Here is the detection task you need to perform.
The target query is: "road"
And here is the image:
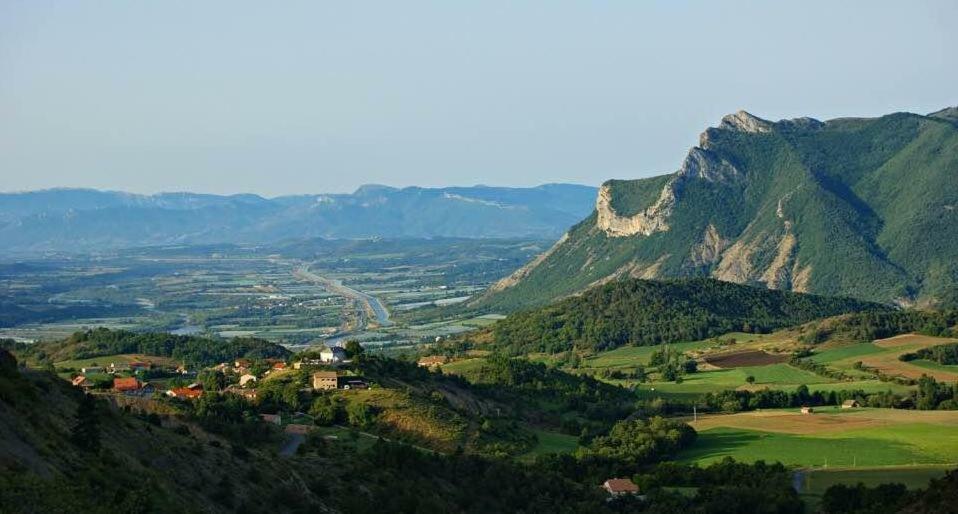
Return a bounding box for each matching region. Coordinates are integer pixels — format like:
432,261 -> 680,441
293,265 -> 393,328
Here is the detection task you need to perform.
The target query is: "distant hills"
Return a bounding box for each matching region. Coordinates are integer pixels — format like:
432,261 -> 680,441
0,183 -> 596,252
478,107 -> 958,310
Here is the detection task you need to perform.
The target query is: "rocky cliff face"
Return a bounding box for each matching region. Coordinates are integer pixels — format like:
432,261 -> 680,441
479,107 -> 958,311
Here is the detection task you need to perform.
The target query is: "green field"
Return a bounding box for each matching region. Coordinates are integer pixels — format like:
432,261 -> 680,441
519,429 -> 579,460
681,409 -> 958,468
800,466 -> 949,494
797,466 -> 952,512
439,358 -> 488,375
583,340 -> 715,368
630,364 -> 912,400
808,343 -> 884,363
910,359 -> 958,375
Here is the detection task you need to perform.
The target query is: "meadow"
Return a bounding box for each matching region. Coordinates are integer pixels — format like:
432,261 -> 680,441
810,334 -> 958,382
681,408 -> 958,468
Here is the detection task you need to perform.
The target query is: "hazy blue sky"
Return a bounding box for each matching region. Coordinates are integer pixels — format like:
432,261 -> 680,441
1,1 -> 955,196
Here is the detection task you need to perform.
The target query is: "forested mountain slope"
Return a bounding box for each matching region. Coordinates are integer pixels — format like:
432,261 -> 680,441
478,107 -> 958,310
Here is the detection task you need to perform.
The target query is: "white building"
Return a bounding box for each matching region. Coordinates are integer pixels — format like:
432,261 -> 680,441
319,346 -> 348,363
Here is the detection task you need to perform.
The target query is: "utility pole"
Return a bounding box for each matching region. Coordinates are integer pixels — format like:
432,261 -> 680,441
693,405 -> 697,423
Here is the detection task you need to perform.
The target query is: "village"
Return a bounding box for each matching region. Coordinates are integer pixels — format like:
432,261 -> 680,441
66,343 -> 377,442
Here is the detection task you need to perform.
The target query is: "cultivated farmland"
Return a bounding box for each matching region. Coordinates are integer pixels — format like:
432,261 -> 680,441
682,408 -> 958,468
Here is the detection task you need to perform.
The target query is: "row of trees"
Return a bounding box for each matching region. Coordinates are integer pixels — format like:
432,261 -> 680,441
902,342 -> 958,365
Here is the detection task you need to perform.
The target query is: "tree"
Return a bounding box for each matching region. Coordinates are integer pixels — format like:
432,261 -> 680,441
310,395 -> 341,425
661,364 -> 678,382
682,359 -> 698,374
634,365 -> 647,383
199,370 -> 227,392
916,375 -> 940,410
345,340 -> 365,359
346,402 -> 374,428
746,375 -> 756,385
71,393 -> 101,452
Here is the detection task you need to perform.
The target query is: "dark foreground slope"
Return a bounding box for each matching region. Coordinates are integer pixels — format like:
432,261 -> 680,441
0,350 -> 613,514
491,278 -> 884,354
479,107 -> 958,311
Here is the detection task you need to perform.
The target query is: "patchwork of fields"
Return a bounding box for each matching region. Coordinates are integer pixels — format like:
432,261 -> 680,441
0,240 -> 543,352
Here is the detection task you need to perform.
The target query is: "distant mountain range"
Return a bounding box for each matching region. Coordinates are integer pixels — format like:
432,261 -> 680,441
478,106 -> 958,309
0,184 -> 596,252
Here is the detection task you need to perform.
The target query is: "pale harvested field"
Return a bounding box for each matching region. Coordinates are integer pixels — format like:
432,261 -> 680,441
690,408 -> 958,435
861,334 -> 958,381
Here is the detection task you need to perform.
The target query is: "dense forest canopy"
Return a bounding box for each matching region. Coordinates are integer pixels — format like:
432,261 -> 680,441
493,278 -> 883,354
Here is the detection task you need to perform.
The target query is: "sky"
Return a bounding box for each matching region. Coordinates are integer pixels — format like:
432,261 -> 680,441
1,1 -> 956,197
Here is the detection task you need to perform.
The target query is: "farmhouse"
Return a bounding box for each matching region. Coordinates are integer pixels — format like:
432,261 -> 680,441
602,478 -> 640,497
417,355 -> 448,368
342,379 -> 368,390
320,346 -> 347,363
114,377 -> 154,397
271,362 -> 287,371
800,406 -> 814,415
312,371 -> 339,390
239,374 -> 258,387
842,400 -> 861,409
113,377 -> 141,392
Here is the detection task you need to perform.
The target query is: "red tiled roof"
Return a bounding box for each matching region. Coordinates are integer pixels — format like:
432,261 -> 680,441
272,362 -> 287,370
72,375 -> 90,387
113,377 -> 141,391
604,478 -> 639,493
169,387 -> 203,399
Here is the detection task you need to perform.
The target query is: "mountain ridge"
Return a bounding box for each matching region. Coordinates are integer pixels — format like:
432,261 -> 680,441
0,183 -> 596,253
477,106 -> 958,310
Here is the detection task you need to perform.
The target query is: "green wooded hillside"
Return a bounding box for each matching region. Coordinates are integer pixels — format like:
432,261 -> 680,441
492,278 -> 883,354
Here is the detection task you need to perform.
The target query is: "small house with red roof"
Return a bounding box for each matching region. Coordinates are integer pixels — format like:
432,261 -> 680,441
602,478 -> 640,497
113,377 -> 141,392
167,387 -> 203,400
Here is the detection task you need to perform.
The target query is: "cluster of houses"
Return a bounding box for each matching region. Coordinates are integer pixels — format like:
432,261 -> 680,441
71,343 -> 369,401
